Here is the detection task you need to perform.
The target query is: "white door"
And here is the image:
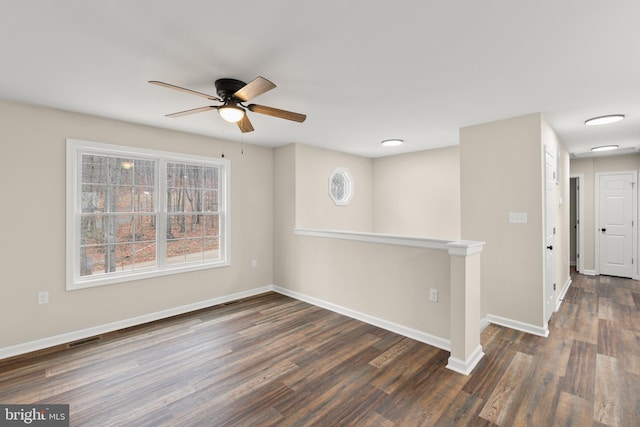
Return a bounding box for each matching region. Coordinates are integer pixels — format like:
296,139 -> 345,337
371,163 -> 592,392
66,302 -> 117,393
544,146 -> 555,322
598,173 -> 635,278
575,179 -> 581,273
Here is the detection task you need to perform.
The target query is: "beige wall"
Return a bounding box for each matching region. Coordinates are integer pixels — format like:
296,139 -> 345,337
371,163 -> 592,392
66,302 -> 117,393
295,144 -> 373,232
570,153 -> 640,272
273,144 -> 297,288
273,145 -> 451,340
1,97 -> 576,353
287,235 -> 451,339
461,113 -> 570,328
372,146 -> 461,239
0,99 -> 274,348
292,142 -> 461,239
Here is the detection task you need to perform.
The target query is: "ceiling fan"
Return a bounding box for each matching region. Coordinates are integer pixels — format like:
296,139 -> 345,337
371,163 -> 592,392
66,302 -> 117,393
149,76 -> 306,133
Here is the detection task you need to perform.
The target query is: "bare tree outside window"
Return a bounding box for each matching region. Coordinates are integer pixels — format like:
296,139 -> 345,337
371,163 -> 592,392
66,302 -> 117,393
68,139 -> 229,290
166,162 -> 220,264
80,155 -> 157,276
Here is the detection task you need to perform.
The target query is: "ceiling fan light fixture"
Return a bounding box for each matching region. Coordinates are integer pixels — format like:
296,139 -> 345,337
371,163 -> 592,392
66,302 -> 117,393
218,105 -> 245,123
585,114 -> 625,126
381,139 -> 403,147
591,145 -> 619,152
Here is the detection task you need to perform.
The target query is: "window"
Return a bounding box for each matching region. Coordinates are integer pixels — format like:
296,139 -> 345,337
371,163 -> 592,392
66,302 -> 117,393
66,139 -> 230,290
328,167 -> 353,206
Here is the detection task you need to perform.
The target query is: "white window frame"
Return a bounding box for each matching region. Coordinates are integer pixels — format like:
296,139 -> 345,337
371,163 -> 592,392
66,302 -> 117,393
66,138 -> 231,290
328,167 -> 353,206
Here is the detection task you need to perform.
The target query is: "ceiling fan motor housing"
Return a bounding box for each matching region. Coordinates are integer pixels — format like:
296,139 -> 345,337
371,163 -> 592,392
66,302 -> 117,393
215,78 -> 247,100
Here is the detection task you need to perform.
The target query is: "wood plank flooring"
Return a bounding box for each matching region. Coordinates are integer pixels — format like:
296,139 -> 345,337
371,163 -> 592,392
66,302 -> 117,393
1,271 -> 639,426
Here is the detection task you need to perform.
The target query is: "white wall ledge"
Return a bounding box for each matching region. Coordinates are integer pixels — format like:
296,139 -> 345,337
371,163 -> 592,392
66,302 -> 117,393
294,228 -> 484,254
447,240 -> 486,256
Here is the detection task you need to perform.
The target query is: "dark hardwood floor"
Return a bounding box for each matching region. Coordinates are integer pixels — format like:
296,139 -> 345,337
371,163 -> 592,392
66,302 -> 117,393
1,271 -> 639,426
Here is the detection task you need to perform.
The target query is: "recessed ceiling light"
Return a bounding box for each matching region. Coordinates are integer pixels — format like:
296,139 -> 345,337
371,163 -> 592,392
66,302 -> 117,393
381,139 -> 403,147
585,114 -> 625,126
591,145 -> 619,152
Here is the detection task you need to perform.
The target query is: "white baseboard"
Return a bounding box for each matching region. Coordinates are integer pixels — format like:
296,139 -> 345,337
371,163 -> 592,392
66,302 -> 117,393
447,345 -> 484,376
479,316 -> 490,333
582,269 -> 597,276
3,282 -> 554,372
484,314 -> 549,337
0,286 -> 273,361
273,286 -> 451,352
2,284 -> 453,361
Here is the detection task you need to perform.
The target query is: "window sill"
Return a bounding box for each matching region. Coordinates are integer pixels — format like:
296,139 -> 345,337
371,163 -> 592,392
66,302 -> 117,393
67,260 -> 230,291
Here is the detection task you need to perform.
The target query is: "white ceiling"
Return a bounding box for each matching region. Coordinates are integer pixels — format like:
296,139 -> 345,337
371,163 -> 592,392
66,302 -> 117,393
1,1 -> 639,158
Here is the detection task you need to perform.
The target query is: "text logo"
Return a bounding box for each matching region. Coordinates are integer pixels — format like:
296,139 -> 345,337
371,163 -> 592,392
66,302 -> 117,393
0,405 -> 69,426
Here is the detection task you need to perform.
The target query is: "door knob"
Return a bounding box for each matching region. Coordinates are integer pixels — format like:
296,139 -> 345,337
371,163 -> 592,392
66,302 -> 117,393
547,245 -> 553,250
601,228 -> 606,232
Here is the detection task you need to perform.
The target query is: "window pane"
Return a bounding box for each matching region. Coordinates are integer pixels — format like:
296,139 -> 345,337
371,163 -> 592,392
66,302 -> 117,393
82,154 -> 108,184
185,190 -> 203,213
167,214 -> 186,239
81,185 -> 103,213
83,215 -> 132,245
80,245 -> 105,276
115,215 -> 135,243
115,244 -> 135,273
185,215 -> 204,237
88,183 -> 132,213
166,188 -> 187,213
166,239 -> 187,265
204,214 -> 219,237
109,157 -> 134,185
184,164 -> 202,188
185,241 -> 204,263
204,238 -> 220,260
203,166 -> 219,189
134,160 -> 155,187
112,186 -> 134,212
203,190 -> 218,212
81,215 -> 106,246
80,243 -> 130,276
166,163 -> 185,188
134,215 -> 157,242
133,187 -> 155,212
133,242 -> 156,268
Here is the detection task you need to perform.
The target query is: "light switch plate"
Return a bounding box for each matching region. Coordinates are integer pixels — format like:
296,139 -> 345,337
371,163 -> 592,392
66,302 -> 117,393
509,212 -> 528,224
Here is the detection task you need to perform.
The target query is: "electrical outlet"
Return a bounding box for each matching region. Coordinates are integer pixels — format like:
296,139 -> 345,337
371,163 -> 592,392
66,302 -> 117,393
38,291 -> 49,304
251,259 -> 258,268
429,288 -> 438,303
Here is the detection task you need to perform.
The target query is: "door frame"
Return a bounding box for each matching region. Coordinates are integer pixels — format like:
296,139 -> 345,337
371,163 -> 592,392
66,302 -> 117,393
570,174 -> 585,274
595,170 -> 638,279
544,145 -> 556,323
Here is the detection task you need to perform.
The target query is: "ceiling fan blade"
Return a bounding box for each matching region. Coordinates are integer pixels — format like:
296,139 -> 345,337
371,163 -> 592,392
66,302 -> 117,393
237,114 -> 255,133
165,106 -> 216,117
233,76 -> 276,102
149,81 -> 221,102
248,104 -> 307,123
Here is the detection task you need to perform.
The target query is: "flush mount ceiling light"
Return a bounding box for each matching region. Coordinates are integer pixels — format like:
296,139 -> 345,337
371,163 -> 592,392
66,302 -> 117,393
381,139 -> 403,147
585,114 -> 625,126
218,103 -> 245,123
591,145 -> 619,152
